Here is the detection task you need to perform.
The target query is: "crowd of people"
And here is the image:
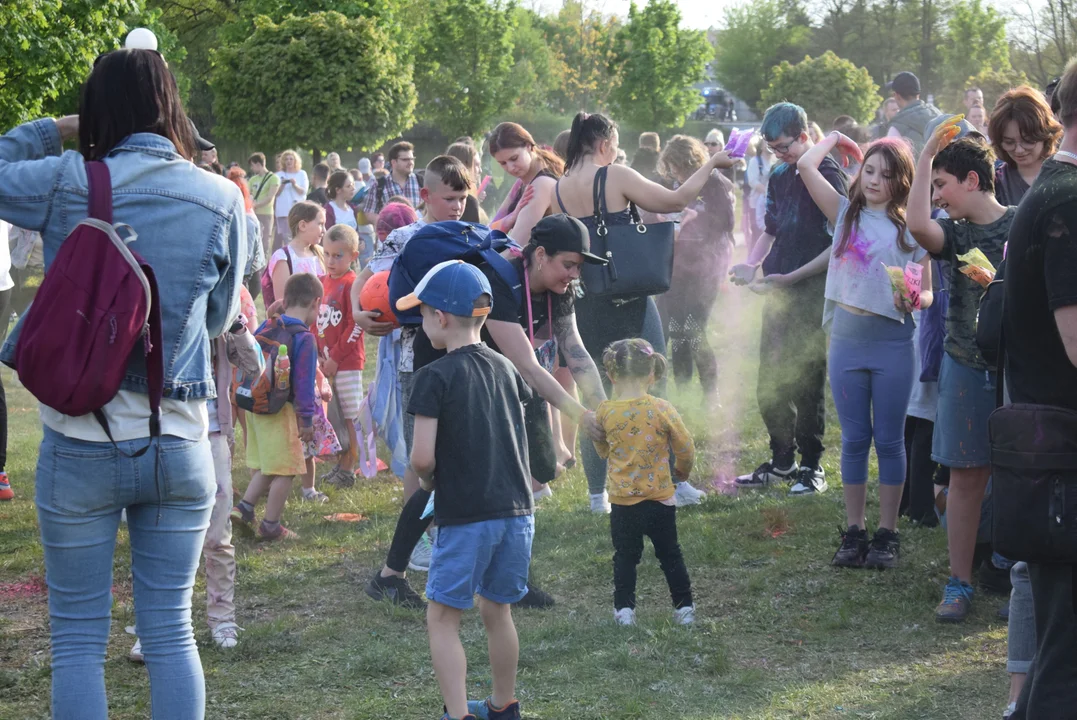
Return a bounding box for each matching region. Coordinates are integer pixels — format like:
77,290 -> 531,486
0,30 -> 1075,720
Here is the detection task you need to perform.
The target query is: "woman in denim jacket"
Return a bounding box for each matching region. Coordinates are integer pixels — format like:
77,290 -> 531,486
0,50 -> 245,720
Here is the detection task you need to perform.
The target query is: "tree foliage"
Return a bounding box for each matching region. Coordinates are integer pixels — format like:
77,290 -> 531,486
761,51 -> 881,126
609,0 -> 710,129
209,11 -> 415,153
412,0 -> 518,138
713,0 -> 812,112
938,0 -> 1010,100
0,0 -> 140,129
1008,0 -> 1074,88
546,1 -> 621,113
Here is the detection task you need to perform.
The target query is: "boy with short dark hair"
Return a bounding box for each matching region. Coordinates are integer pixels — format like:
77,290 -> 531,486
731,102 -> 849,496
908,129 -> 1015,623
308,162 -> 330,205
231,272 -> 323,541
397,260 -> 533,720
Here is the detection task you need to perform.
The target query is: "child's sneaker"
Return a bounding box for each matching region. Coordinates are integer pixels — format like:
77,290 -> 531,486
257,521 -> 299,541
590,491 -> 611,514
467,698 -> 521,720
864,528 -> 900,570
211,621 -> 242,649
0,472 -> 13,501
408,532 -> 433,572
674,605 -> 695,625
614,608 -> 636,625
935,576 -> 975,623
301,487 -> 329,503
514,583 -> 555,609
230,503 -> 255,526
832,525 -> 869,568
128,637 -> 144,663
674,481 -> 706,506
365,573 -> 426,610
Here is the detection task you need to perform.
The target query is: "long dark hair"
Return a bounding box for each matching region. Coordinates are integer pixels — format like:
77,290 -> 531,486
564,112 -> 617,170
836,138 -> 915,257
488,122 -> 564,178
79,49 -> 195,161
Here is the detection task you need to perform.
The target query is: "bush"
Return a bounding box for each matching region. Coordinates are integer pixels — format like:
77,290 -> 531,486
760,51 -> 880,128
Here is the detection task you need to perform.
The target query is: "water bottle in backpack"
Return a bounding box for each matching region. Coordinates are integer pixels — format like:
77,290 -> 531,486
276,346 -> 290,391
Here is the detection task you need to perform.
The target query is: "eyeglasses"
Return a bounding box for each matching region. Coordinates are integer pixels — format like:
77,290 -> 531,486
395,156 -> 415,163
1001,138 -> 1039,152
704,141 -> 720,147
767,139 -> 795,154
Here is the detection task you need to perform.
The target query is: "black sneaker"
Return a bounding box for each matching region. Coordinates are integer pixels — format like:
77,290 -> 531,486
365,573 -> 426,610
789,466 -> 828,496
864,528 -> 900,570
514,582 -> 555,609
734,460 -> 798,488
832,525 -> 869,568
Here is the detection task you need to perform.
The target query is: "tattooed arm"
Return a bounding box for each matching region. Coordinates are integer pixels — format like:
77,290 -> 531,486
554,311 -> 607,410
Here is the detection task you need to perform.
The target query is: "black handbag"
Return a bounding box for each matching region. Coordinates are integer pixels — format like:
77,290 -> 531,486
975,258 -> 1005,369
579,166 -> 675,299
990,304 -> 1077,564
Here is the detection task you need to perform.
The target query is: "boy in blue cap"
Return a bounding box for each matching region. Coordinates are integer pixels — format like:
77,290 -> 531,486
396,260 -> 533,720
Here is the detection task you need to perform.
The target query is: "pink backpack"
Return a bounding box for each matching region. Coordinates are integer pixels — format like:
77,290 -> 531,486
260,245 -> 292,313
15,161 -> 163,447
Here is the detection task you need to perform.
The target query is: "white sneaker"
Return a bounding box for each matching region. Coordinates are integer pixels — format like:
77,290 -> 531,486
128,638 -> 144,663
674,605 -> 696,625
301,488 -> 329,503
789,466 -> 828,496
674,482 -> 706,506
614,608 -> 636,625
590,491 -> 612,514
212,621 -> 242,649
533,484 -> 553,502
408,532 -> 433,572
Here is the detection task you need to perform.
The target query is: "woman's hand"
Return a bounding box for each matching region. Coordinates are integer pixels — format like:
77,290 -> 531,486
501,184 -> 536,231
710,150 -> 735,170
749,273 -> 792,295
580,410 -> 605,443
729,263 -> 759,286
355,311 -> 394,337
893,290 -> 919,314
55,116 -> 79,142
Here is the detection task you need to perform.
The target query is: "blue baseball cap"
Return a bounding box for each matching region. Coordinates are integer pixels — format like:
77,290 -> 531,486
396,260 -> 492,318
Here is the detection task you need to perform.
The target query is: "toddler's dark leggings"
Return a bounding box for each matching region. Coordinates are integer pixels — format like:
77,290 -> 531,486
610,500 -> 692,610
385,489 -> 433,573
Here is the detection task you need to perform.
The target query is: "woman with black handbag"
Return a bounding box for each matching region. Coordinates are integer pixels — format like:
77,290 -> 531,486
546,112 -> 734,513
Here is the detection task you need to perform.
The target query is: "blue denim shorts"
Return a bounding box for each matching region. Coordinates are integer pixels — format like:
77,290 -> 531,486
426,515 -> 534,610
932,352 -> 996,468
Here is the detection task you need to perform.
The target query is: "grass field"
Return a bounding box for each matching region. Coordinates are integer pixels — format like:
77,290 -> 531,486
0,283 -> 1010,719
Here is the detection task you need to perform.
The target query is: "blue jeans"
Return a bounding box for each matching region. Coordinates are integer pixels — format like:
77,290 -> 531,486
828,308 -> 916,487
581,297 -> 666,495
35,426 -> 215,720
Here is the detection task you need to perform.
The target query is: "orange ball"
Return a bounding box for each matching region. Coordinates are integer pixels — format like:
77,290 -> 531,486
359,270 -> 399,328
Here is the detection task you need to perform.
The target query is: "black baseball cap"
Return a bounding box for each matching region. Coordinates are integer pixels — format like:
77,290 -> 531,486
189,119 -> 215,152
531,214 -> 607,265
886,72 -> 921,98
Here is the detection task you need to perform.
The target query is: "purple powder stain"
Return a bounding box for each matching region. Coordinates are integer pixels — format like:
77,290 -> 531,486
843,229 -> 872,267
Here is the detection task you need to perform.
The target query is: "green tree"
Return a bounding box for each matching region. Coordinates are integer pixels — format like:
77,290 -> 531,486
508,7 -> 561,114
412,0 -> 518,137
209,11 -> 416,155
761,50 -> 880,126
608,0 -> 711,130
938,0 -> 1009,100
0,0 -> 141,129
713,0 -> 812,112
546,1 -> 621,112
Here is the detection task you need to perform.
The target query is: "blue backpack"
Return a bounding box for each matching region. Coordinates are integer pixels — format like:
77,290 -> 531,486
388,222 -> 522,325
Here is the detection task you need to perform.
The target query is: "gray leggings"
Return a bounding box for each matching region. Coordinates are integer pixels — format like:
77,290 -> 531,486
580,297 -> 666,495
1008,561 -> 1035,673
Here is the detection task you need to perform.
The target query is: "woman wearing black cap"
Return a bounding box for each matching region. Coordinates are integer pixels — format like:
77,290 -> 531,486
365,214 -> 610,610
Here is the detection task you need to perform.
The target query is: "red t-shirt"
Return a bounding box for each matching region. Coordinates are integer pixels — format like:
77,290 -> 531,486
316,271 -> 365,371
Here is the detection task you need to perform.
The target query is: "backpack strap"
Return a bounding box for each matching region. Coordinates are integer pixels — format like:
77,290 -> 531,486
86,161 -> 113,223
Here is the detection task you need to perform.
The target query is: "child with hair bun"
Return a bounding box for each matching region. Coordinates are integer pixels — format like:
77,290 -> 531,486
593,338 -> 696,627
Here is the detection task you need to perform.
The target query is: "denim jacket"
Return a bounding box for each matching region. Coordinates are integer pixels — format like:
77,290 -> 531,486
0,119 -> 245,400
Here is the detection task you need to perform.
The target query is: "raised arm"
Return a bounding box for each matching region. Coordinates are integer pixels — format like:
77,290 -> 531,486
797,132 -> 858,226
908,134 -> 947,255
0,118 -> 73,232
508,176 -> 555,243
615,151 -> 735,214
